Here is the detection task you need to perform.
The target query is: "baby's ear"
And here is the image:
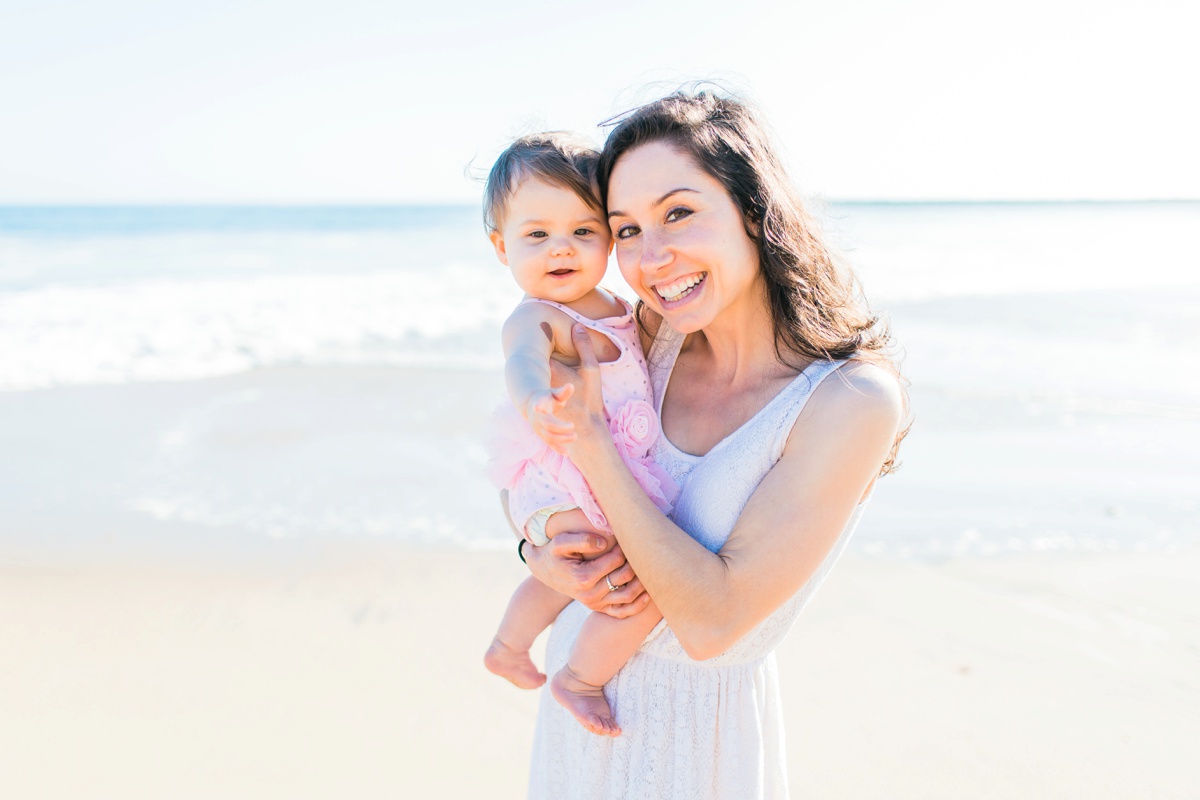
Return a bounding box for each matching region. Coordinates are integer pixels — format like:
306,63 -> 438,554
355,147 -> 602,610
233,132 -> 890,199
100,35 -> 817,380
489,230 -> 509,265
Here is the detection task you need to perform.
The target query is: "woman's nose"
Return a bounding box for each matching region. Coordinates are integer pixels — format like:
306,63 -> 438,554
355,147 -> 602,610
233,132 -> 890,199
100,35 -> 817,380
639,229 -> 672,273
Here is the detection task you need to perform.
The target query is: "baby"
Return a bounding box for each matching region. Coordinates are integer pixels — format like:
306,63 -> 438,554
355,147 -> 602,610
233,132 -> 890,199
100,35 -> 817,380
481,132 -> 677,736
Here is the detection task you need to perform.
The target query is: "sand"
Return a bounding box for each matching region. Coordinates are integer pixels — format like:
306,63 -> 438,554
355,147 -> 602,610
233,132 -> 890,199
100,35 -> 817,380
1,361 -> 1196,797
2,543 -> 1196,799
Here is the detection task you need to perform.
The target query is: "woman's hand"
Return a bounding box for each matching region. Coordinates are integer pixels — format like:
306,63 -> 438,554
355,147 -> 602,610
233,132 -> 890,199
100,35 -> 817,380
549,325 -> 610,459
524,532 -> 649,618
531,325 -> 651,617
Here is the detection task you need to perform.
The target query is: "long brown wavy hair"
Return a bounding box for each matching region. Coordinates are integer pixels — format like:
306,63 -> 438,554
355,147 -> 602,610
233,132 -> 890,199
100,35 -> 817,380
597,89 -> 910,474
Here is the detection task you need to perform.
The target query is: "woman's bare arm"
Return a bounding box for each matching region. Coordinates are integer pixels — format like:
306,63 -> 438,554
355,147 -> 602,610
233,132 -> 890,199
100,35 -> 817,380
560,326 -> 903,660
500,489 -> 649,617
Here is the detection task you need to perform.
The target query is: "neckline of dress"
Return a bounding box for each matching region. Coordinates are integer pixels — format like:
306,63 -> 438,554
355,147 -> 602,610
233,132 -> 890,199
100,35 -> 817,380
656,329 -> 832,462
517,293 -> 633,325
517,294 -> 635,367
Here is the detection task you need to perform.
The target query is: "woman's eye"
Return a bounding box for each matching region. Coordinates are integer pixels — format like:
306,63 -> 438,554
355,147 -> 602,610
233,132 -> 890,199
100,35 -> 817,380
666,206 -> 692,223
615,224 -> 640,240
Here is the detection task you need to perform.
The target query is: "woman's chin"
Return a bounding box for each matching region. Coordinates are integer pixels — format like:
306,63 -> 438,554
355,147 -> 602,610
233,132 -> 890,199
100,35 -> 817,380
651,290 -> 713,332
658,299 -> 713,333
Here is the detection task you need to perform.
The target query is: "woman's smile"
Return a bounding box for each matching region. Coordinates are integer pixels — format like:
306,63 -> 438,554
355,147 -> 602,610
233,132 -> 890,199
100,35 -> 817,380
653,272 -> 707,305
607,142 -> 761,332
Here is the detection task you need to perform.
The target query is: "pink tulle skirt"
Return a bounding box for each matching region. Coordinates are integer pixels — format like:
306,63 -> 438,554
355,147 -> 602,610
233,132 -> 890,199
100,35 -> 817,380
485,401 -> 678,536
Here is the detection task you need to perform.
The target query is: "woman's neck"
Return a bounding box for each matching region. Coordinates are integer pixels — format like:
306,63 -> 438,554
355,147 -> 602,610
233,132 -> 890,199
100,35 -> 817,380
686,279 -> 793,387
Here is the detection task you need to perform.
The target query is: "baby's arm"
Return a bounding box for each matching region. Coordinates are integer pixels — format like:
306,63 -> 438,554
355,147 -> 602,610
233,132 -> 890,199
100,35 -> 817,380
502,303 -> 577,450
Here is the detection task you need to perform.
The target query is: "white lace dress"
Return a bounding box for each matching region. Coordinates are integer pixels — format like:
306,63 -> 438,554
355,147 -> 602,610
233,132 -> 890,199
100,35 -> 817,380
527,323 -> 868,800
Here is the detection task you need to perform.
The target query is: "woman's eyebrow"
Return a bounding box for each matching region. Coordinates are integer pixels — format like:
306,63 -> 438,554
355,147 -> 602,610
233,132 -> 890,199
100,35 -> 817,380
608,188 -> 699,218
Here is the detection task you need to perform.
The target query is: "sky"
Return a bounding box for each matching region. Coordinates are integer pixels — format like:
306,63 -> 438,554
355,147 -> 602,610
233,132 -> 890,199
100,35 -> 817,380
0,0 -> 1197,203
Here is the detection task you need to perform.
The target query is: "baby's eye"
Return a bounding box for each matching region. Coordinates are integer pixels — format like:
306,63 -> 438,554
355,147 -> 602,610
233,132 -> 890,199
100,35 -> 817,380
528,230 -> 548,239
665,206 -> 692,223
574,227 -> 593,237
614,224 -> 640,240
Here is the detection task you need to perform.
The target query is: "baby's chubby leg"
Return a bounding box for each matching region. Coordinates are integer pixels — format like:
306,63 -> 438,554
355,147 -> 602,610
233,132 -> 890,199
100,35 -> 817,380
532,509 -> 660,737
486,576 -> 571,689
485,507 -> 599,690
551,599 -> 662,737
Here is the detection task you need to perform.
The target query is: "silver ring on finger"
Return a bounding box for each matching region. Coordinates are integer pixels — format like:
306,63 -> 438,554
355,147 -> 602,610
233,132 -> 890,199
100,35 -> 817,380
605,574 -> 619,592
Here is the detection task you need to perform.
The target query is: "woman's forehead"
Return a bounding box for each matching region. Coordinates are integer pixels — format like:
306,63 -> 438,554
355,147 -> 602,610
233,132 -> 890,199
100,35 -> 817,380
608,142 -> 713,207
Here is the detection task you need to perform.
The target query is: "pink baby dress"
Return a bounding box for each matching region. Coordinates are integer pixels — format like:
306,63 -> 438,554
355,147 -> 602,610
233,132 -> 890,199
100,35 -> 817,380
486,296 -> 677,542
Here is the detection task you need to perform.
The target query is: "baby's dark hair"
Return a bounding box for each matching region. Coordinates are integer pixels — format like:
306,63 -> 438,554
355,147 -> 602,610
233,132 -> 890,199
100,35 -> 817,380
483,132 -> 602,232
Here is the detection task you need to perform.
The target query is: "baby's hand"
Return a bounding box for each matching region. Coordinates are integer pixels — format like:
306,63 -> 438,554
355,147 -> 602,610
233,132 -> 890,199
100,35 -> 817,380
525,385 -> 577,452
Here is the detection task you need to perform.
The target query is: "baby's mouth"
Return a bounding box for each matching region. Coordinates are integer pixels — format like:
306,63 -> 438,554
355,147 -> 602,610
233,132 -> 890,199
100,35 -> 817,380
549,268 -> 576,276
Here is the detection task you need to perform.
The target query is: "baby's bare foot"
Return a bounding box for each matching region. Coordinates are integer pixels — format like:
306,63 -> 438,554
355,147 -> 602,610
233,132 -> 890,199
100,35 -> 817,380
550,665 -> 620,737
484,637 -> 546,689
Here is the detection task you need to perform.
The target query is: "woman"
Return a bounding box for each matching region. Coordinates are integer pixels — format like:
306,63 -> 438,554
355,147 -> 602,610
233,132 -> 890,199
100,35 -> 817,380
519,90 -> 907,799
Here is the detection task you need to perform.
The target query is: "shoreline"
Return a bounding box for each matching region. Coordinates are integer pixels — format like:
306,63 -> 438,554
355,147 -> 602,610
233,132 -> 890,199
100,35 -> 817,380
2,359 -> 1196,796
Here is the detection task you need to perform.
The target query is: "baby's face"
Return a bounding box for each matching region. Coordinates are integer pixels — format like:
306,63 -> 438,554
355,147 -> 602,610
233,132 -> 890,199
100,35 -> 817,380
489,178 -> 611,304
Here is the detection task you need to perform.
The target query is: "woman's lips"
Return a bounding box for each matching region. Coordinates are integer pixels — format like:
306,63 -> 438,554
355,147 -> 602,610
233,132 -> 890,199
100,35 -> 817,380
655,273 -> 706,306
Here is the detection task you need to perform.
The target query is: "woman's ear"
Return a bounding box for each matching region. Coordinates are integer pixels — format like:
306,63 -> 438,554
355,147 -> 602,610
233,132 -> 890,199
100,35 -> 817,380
489,230 -> 509,266
744,210 -> 762,239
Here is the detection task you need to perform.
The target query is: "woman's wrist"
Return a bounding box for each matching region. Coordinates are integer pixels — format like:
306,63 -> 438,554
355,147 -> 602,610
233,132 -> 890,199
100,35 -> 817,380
566,410 -> 615,466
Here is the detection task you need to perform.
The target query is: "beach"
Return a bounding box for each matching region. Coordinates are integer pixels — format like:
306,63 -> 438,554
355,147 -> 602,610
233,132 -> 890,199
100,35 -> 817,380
2,203 -> 1198,797
4,540 -> 1197,798
2,362 -> 1198,798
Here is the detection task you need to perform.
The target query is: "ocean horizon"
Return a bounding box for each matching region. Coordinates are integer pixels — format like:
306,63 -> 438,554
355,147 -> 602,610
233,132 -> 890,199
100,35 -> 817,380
2,201 -> 1197,559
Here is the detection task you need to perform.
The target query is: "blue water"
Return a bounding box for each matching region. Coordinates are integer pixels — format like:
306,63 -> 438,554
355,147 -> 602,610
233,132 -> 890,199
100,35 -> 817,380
0,205 -> 480,236
2,200 -> 1197,391
1,202 -> 1197,557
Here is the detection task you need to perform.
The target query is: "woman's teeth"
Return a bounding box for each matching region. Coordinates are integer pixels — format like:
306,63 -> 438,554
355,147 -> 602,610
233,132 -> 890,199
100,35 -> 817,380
656,273 -> 705,302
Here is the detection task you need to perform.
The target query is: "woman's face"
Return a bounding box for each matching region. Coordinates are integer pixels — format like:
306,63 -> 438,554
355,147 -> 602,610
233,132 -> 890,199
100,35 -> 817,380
606,141 -> 762,334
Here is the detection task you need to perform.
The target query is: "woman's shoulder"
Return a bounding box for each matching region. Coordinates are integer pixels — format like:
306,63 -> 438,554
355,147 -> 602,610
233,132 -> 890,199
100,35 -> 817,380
777,357 -> 905,486
804,358 -> 904,432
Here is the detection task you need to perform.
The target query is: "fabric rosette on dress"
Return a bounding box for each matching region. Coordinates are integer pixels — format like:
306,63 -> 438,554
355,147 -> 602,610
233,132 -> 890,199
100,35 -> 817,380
486,398 -> 678,538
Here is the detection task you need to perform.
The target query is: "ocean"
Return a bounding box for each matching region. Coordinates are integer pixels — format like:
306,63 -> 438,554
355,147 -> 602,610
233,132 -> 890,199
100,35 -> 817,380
1,202 -> 1197,559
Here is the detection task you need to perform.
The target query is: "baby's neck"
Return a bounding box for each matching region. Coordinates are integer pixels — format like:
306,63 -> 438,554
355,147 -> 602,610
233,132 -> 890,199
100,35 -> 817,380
536,287 -> 624,321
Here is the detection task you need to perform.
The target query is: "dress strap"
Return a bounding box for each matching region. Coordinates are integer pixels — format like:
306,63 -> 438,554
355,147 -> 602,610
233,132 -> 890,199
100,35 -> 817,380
516,295 -> 633,329
770,359 -> 849,455
646,321 -> 685,418
516,295 -> 635,354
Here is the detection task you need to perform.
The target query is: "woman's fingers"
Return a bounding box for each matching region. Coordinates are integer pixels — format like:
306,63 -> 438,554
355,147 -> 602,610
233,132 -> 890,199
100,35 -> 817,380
604,561 -> 637,588
550,383 -> 575,405
605,577 -> 646,604
548,531 -> 609,558
599,582 -> 651,618
571,324 -> 598,366
571,325 -> 601,394
526,532 -> 603,599
532,531 -> 643,612
573,549 -> 629,609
